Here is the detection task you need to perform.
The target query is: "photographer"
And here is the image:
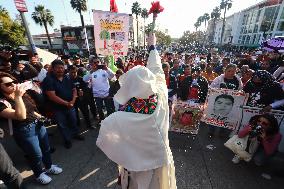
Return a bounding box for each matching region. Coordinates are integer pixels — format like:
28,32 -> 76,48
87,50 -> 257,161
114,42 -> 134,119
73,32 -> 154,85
0,72 -> 62,185
1,47 -> 42,83
232,114 -> 282,166
11,55 -> 42,83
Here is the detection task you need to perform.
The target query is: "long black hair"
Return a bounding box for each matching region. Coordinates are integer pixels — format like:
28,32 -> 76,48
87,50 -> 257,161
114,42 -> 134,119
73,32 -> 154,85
261,113 -> 279,136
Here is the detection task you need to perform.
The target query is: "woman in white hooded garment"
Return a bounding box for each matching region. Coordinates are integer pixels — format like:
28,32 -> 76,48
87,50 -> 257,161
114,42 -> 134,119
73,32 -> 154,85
96,34 -> 176,189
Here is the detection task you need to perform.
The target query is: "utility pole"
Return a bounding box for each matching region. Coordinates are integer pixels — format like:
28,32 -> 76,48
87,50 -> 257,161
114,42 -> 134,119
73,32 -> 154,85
14,0 -> 36,55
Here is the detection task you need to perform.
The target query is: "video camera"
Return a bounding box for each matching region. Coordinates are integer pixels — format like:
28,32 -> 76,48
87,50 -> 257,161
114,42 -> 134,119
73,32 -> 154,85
249,125 -> 263,138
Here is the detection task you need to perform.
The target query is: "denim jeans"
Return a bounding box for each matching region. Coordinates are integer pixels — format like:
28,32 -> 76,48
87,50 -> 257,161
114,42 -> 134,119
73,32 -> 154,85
0,143 -> 25,189
94,97 -> 115,120
54,107 -> 79,142
13,122 -> 52,178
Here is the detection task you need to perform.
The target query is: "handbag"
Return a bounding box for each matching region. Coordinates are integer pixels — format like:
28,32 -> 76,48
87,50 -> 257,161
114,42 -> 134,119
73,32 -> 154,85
224,135 -> 252,161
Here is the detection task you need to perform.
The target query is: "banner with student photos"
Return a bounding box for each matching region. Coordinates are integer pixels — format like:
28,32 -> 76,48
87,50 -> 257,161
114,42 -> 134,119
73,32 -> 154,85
201,88 -> 248,130
170,100 -> 203,134
239,106 -> 284,153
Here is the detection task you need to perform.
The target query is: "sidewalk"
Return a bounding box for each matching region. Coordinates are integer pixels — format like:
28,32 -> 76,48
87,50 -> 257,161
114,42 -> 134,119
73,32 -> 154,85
1,122 -> 284,189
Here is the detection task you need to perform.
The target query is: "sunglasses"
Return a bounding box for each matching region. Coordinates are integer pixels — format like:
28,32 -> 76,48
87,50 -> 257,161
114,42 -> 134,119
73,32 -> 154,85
3,81 -> 18,87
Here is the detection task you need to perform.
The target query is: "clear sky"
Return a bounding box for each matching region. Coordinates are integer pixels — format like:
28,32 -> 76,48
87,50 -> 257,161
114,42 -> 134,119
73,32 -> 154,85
1,0 -> 264,38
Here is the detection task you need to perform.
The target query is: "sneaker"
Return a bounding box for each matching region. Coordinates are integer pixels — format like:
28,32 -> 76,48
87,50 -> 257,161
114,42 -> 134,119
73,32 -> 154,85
36,173 -> 52,185
232,155 -> 241,164
73,135 -> 85,141
64,141 -> 72,149
46,165 -> 63,175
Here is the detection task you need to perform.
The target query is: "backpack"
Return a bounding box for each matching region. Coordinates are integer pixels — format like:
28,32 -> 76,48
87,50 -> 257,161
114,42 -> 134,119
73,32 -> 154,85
0,99 -> 13,138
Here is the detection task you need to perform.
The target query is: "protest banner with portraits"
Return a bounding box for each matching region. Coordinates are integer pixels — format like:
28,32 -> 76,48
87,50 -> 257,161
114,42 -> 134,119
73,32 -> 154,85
170,100 -> 203,134
239,106 -> 284,153
93,10 -> 129,57
201,88 -> 248,130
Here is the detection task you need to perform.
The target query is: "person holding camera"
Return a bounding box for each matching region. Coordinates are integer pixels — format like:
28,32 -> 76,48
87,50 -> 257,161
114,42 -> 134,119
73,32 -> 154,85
0,72 -> 62,185
83,57 -> 115,121
232,114 -> 282,165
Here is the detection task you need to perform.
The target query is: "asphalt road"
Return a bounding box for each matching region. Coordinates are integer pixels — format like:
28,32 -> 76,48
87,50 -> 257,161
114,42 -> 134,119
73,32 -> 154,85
1,121 -> 284,189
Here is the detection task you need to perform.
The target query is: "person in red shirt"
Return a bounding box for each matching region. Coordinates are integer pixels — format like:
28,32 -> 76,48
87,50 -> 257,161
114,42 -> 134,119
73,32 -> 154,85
232,114 -> 282,165
133,55 -> 145,66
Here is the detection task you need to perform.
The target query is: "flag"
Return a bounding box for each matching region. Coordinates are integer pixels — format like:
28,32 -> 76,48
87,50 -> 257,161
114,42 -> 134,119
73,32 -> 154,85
110,0 -> 118,13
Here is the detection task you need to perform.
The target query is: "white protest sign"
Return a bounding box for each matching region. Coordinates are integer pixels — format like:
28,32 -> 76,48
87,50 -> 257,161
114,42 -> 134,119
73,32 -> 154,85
201,88 -> 248,130
93,10 -> 129,56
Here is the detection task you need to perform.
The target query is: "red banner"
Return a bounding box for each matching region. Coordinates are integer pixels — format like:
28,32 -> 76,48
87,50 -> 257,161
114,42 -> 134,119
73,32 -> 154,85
14,0 -> 28,12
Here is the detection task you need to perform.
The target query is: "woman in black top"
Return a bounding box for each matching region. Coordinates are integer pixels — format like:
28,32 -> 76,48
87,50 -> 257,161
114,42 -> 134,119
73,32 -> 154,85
0,72 -> 62,185
243,70 -> 284,109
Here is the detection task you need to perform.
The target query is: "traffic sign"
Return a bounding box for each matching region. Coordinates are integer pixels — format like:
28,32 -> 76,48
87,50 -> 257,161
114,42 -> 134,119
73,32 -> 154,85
14,0 -> 28,12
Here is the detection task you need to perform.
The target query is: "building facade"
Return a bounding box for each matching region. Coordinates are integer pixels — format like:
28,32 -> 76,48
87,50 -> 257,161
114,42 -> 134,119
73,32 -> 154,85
61,25 -> 95,55
32,32 -> 63,51
210,0 -> 284,47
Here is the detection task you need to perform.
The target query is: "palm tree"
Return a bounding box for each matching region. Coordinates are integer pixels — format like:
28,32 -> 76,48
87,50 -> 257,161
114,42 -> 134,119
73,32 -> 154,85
203,13 -> 210,29
210,6 -> 221,43
141,8 -> 148,47
220,0 -> 232,44
131,1 -> 142,46
31,5 -> 54,49
70,0 -> 87,28
194,21 -> 201,31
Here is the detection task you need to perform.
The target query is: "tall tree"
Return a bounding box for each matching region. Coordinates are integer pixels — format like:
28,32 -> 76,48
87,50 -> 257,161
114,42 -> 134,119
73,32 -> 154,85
220,0 -> 232,44
141,8 -> 148,47
155,30 -> 172,47
131,1 -> 142,47
203,13 -> 210,28
31,5 -> 54,49
210,6 -> 221,43
70,0 -> 87,28
194,17 -> 202,31
0,6 -> 26,46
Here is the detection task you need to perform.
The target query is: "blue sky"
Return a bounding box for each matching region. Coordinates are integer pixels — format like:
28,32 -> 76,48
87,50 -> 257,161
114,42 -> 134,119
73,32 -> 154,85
2,0 -> 263,38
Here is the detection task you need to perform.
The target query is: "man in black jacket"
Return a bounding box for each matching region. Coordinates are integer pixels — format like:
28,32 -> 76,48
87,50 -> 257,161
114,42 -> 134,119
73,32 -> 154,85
69,65 -> 97,129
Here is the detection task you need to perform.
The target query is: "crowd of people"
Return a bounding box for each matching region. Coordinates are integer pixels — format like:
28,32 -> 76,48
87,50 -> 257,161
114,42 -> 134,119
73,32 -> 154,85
0,37 -> 284,188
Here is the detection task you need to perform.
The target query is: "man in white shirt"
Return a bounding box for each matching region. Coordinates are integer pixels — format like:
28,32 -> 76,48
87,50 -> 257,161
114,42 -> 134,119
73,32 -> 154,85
83,57 -> 115,120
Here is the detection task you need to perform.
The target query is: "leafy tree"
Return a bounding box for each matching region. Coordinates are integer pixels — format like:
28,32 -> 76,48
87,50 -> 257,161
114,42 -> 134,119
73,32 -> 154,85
0,6 -> 26,47
145,23 -> 153,35
31,5 -> 54,49
210,6 -> 221,42
220,0 -> 232,44
155,30 -> 171,46
141,8 -> 148,47
179,30 -> 205,51
131,1 -> 142,46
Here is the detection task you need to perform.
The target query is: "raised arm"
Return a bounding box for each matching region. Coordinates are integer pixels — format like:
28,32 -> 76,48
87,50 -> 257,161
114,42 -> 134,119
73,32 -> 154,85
0,85 -> 26,120
146,33 -> 164,76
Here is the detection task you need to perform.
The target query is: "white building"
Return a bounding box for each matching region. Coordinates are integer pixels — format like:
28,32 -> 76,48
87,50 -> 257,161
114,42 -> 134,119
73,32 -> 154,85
209,0 -> 284,47
130,15 -> 147,48
32,32 -> 63,50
